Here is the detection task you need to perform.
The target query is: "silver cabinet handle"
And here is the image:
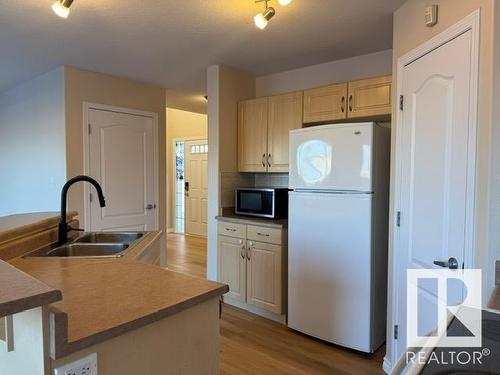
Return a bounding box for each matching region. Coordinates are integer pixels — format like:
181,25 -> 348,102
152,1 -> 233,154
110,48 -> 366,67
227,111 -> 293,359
225,227 -> 237,232
262,154 -> 266,167
241,245 -> 246,259
257,232 -> 270,237
341,96 -> 345,113
349,95 -> 353,112
433,257 -> 459,270
247,241 -> 253,261
267,154 -> 272,167
145,204 -> 156,210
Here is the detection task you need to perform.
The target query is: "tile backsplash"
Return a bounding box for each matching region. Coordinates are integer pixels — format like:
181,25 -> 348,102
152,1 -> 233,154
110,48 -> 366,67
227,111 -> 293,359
254,173 -> 289,188
220,172 -> 254,209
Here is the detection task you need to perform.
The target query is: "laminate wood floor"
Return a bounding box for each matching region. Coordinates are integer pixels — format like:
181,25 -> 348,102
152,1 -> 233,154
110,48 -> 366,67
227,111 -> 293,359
167,233 -> 385,375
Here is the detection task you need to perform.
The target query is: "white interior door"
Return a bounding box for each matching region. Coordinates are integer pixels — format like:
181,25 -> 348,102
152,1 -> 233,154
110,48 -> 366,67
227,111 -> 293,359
395,30 -> 476,358
88,108 -> 157,231
184,140 -> 208,236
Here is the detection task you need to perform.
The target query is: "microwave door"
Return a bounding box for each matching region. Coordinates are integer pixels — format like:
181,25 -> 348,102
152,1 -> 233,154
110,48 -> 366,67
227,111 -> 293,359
236,189 -> 274,218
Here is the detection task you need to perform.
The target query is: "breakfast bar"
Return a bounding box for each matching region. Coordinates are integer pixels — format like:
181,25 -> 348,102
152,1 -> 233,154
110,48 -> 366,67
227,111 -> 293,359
0,212 -> 228,375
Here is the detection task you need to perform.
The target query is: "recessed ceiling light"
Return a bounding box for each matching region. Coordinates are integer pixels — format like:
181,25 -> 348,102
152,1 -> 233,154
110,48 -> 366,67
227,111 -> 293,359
278,0 -> 293,6
52,0 -> 74,19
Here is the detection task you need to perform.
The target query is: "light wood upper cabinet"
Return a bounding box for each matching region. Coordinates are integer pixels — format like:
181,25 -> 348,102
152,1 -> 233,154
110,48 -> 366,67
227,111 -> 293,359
303,83 -> 348,123
267,92 -> 303,173
347,75 -> 392,119
238,98 -> 268,172
246,240 -> 283,314
238,93 -> 302,173
218,235 -> 246,302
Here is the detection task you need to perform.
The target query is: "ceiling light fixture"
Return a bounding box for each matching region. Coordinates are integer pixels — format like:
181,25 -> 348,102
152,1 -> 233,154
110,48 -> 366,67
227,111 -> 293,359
278,0 -> 293,6
254,0 -> 276,30
52,0 -> 74,18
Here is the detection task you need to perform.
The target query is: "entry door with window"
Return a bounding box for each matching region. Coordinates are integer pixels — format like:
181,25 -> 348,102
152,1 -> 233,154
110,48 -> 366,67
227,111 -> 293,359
184,140 -> 208,237
395,29 -> 477,359
87,108 -> 158,231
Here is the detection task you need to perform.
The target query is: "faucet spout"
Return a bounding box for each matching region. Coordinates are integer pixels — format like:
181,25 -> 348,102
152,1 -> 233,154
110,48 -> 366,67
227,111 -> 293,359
59,175 -> 106,245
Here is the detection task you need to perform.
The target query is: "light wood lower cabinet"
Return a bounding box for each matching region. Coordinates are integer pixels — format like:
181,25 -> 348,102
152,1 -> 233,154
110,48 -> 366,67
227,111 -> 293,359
218,235 -> 247,302
246,240 -> 282,314
217,222 -> 287,316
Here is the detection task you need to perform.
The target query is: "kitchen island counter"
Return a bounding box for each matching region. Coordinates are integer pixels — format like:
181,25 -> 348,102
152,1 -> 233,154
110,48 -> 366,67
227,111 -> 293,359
0,212 -> 227,374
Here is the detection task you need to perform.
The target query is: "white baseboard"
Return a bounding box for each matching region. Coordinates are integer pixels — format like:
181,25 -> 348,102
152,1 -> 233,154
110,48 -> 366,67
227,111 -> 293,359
167,227 -> 174,233
223,297 -> 286,324
383,356 -> 392,374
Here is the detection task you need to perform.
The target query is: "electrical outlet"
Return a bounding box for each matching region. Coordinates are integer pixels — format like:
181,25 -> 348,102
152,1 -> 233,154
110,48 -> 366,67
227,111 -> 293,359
54,353 -> 97,375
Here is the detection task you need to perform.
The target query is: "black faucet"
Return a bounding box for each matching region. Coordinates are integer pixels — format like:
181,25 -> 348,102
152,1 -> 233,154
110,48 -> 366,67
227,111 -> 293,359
58,175 -> 106,245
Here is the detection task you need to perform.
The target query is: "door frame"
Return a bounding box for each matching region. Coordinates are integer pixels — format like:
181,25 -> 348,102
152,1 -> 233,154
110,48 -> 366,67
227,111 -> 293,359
82,102 -> 160,231
386,9 -> 480,371
170,136 -> 207,234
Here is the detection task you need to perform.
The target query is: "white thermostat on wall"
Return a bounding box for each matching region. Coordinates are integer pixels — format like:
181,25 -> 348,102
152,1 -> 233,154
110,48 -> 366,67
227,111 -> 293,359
425,5 -> 438,27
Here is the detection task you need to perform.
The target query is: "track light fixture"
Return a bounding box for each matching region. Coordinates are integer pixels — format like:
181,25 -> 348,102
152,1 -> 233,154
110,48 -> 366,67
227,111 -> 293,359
254,0 -> 293,30
52,0 -> 74,18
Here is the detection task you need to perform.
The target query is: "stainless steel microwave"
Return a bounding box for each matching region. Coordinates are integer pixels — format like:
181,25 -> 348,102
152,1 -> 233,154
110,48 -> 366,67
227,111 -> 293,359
235,188 -> 289,219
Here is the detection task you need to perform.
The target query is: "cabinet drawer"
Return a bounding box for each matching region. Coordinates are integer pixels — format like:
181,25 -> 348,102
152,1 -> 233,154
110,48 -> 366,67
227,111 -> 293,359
247,225 -> 282,245
218,222 -> 246,238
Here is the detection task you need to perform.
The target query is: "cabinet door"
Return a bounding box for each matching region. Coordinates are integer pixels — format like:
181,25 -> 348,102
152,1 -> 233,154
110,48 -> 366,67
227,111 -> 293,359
246,240 -> 283,314
303,83 -> 348,124
218,235 -> 247,302
238,98 -> 268,172
347,75 -> 392,118
268,92 -> 303,173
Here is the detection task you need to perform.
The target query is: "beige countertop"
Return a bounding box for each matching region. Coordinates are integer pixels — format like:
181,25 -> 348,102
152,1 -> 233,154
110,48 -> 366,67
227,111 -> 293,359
2,213 -> 228,359
216,209 -> 288,229
0,260 -> 62,318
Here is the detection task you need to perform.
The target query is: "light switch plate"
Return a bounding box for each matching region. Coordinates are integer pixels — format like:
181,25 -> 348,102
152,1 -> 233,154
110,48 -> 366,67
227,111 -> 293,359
54,353 -> 97,375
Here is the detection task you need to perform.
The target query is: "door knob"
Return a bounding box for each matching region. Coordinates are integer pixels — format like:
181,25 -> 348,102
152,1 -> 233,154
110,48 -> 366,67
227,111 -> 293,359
433,257 -> 459,270
145,204 -> 156,210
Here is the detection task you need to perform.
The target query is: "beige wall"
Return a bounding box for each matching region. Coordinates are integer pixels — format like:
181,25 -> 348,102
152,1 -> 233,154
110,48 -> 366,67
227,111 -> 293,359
206,65 -> 255,280
64,66 -> 167,246
166,108 -> 207,230
255,49 -> 393,97
386,0 -> 495,369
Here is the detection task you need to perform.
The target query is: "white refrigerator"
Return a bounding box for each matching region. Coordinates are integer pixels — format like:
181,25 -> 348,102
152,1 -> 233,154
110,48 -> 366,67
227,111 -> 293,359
288,122 -> 390,353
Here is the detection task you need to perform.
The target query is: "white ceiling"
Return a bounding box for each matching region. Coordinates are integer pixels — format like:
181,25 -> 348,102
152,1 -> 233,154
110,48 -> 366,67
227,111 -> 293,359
0,0 -> 405,113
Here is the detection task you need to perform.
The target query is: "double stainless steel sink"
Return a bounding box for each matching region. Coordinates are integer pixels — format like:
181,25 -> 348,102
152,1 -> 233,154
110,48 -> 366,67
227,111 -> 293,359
27,232 -> 144,259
